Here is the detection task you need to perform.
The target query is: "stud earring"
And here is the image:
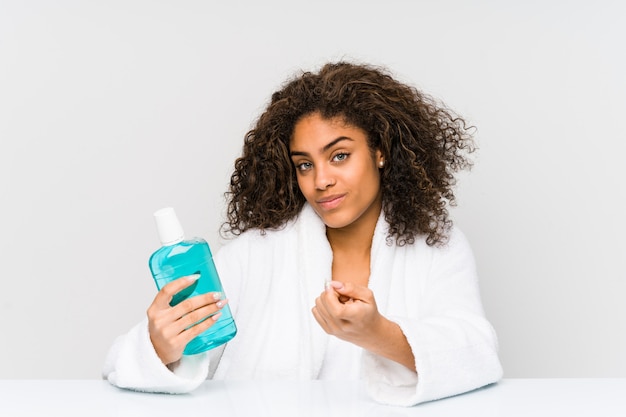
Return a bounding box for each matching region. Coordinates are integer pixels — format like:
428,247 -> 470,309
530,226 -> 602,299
379,160 -> 385,168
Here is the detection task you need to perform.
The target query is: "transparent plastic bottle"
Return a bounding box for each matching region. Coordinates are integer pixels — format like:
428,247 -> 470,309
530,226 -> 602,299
148,207 -> 237,355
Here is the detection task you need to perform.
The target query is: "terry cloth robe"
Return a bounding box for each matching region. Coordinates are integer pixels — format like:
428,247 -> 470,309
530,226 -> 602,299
103,204 -> 503,406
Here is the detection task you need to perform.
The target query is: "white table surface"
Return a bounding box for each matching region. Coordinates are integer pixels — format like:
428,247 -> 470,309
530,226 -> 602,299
1,378 -> 625,416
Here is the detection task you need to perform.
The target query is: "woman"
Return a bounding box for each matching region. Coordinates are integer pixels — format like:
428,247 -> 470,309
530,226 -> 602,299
103,61 -> 503,406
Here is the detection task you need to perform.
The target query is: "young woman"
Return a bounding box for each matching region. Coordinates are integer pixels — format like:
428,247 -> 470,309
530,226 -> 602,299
103,62 -> 503,406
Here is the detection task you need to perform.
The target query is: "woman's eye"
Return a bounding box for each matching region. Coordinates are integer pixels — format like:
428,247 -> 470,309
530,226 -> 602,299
296,162 -> 312,171
332,153 -> 349,162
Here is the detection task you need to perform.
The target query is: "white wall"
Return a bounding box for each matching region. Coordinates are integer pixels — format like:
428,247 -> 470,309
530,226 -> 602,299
1,0 -> 624,379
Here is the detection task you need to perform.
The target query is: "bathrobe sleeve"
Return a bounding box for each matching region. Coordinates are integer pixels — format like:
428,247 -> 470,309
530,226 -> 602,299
362,228 -> 503,406
102,317 -> 211,393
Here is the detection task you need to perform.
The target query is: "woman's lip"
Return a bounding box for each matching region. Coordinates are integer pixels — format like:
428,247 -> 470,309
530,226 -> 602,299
317,194 -> 345,210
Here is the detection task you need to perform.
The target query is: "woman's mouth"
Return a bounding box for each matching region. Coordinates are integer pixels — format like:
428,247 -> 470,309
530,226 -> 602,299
316,194 -> 346,210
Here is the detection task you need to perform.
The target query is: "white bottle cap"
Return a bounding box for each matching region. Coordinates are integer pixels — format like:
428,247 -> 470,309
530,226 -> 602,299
153,207 -> 184,246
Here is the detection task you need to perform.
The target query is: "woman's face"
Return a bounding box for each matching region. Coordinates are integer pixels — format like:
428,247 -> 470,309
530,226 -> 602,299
290,112 -> 383,231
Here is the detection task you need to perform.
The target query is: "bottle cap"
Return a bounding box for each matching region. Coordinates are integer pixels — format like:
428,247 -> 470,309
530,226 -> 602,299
153,207 -> 184,246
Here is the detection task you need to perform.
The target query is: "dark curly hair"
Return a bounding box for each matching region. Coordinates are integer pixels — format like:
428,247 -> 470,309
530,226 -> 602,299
222,61 -> 476,246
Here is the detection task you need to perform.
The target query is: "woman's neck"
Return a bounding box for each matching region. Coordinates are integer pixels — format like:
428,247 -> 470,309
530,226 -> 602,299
325,199 -> 381,287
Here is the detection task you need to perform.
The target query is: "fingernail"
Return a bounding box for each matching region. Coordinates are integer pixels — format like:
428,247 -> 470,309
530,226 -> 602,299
186,274 -> 201,282
216,300 -> 224,308
330,281 -> 344,290
213,292 -> 223,301
212,312 -> 222,321
324,280 -> 332,290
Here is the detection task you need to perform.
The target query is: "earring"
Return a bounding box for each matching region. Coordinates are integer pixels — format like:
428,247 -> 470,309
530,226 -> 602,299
379,160 -> 384,168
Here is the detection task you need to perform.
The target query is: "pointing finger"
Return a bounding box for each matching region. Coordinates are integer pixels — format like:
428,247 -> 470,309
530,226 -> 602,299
326,281 -> 372,303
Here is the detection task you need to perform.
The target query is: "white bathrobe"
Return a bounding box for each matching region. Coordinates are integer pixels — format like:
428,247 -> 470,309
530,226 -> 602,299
103,204 -> 503,406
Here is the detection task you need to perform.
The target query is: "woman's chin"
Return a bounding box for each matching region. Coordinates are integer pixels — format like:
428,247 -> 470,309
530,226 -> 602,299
315,211 -> 353,230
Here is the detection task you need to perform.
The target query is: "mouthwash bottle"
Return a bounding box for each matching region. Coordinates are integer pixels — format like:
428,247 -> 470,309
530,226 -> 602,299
148,207 -> 237,355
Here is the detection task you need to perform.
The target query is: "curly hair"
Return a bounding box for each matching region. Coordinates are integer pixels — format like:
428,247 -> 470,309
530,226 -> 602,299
223,61 -> 476,246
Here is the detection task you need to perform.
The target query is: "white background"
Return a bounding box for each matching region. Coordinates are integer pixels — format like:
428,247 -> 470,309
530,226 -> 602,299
1,0 -> 624,379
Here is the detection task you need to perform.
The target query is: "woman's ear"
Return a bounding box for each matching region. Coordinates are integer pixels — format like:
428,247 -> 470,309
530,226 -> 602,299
376,149 -> 384,168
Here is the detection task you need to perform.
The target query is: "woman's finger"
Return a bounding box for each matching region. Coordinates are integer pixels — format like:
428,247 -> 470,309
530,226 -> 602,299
327,281 -> 373,303
172,299 -> 229,335
170,291 -> 223,319
314,295 -> 343,334
153,274 -> 201,309
176,310 -> 224,346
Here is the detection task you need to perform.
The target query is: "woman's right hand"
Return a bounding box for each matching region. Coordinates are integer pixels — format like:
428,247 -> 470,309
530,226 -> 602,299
147,275 -> 228,366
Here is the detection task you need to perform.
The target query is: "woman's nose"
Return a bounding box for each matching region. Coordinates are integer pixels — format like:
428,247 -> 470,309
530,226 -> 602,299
314,166 -> 336,190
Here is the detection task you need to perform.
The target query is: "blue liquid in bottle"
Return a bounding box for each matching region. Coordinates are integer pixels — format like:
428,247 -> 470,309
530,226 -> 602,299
149,208 -> 236,355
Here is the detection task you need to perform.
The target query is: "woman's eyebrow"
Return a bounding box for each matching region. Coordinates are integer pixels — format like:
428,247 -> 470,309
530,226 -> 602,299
290,136 -> 353,157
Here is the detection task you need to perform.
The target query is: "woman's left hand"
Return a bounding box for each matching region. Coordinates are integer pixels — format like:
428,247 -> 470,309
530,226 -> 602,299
312,280 -> 417,371
311,281 -> 384,347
